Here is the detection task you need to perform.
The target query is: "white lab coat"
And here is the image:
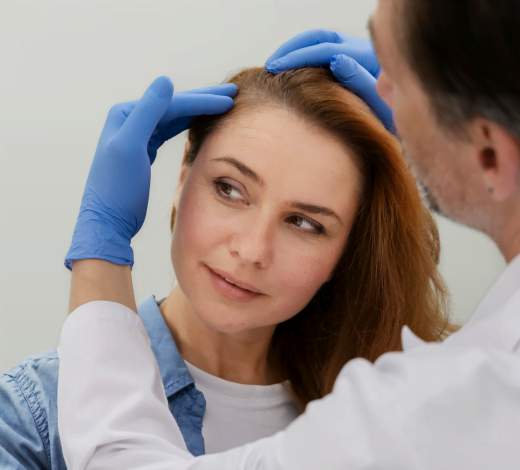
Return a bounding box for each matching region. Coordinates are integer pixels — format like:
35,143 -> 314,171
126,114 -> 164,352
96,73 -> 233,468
57,255 -> 520,470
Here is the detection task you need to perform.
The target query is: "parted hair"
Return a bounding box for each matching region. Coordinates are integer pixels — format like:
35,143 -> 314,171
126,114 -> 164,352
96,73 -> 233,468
171,67 -> 455,409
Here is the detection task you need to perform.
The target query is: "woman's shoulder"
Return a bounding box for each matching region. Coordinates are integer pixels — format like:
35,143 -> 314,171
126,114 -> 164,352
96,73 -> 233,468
2,348 -> 60,396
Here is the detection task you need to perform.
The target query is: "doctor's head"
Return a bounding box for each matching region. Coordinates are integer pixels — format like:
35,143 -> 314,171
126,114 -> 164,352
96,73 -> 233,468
372,0 -> 520,255
169,67 -> 450,404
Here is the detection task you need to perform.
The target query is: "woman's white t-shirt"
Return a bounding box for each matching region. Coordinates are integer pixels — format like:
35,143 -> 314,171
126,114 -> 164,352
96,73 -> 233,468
184,361 -> 301,454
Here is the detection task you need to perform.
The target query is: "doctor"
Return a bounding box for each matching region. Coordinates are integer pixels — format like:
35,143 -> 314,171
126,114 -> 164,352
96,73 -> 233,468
58,0 -> 520,469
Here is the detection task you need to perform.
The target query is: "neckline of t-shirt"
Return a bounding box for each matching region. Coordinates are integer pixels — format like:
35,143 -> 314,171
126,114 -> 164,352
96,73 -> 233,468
184,360 -> 292,402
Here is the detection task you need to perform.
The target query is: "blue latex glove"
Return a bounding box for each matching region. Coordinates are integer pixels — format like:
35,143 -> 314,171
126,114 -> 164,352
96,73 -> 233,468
265,29 -> 395,133
65,76 -> 237,270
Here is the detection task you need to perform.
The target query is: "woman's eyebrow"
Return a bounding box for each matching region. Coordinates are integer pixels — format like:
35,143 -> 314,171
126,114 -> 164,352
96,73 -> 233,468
289,202 -> 343,225
211,156 -> 266,188
211,156 -> 342,225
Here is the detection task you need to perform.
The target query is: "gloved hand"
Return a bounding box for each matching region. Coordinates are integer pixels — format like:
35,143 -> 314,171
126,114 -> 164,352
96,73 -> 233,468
265,29 -> 395,133
65,76 -> 237,270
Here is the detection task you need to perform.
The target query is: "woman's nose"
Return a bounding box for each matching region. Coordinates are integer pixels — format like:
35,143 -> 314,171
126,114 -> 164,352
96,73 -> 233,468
228,215 -> 274,268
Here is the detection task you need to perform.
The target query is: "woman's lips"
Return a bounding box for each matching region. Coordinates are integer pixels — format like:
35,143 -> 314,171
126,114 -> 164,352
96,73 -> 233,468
208,266 -> 263,293
206,265 -> 263,302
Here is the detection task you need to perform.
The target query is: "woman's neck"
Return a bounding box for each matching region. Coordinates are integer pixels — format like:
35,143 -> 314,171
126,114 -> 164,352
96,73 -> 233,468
159,284 -> 281,385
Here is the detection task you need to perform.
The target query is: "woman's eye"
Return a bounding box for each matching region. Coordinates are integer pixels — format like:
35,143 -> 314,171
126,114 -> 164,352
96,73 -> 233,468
214,179 -> 324,235
288,215 -> 323,234
214,180 -> 245,202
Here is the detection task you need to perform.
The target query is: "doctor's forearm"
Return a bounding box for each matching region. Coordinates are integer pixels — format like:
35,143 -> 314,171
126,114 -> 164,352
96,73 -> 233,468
69,259 -> 137,314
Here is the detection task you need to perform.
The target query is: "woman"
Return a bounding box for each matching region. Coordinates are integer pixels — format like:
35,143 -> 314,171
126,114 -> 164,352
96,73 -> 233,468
0,66 -> 453,470
62,65 -> 454,461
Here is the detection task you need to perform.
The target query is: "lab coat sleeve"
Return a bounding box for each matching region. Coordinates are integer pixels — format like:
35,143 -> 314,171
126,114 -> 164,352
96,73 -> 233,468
57,303 -> 281,470
58,302 -> 520,470
57,302 -> 194,470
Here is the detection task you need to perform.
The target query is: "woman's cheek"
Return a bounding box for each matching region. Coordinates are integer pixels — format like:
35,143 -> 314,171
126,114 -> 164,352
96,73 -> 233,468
176,181 -> 222,238
171,183 -> 215,270
276,248 -> 336,311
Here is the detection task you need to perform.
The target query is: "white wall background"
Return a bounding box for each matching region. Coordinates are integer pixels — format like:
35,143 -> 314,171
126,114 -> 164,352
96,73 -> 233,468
0,0 -> 506,374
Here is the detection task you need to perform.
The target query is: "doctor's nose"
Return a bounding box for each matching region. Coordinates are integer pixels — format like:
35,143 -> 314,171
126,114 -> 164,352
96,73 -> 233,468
228,217 -> 274,268
376,69 -> 394,109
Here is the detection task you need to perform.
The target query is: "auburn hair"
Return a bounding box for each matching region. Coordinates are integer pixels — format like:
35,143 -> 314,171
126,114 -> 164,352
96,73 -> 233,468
170,67 -> 455,409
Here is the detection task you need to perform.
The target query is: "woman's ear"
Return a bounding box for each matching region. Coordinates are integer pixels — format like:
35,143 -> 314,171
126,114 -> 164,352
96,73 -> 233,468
182,139 -> 191,165
174,140 -> 192,210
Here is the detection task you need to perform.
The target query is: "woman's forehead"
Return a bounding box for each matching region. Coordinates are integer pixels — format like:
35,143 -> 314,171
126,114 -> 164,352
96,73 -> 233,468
201,108 -> 356,177
196,108 -> 362,214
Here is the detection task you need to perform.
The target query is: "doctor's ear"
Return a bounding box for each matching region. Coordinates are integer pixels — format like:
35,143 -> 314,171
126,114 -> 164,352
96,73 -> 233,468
472,118 -> 520,201
174,140 -> 193,210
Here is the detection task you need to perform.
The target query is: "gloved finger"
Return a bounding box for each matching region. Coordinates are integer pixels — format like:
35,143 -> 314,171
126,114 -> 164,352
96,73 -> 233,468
176,83 -> 238,97
104,84 -> 236,137
160,93 -> 235,122
331,54 -> 394,133
147,116 -> 194,164
266,42 -> 347,74
266,29 -> 341,64
118,76 -> 174,145
102,101 -> 138,138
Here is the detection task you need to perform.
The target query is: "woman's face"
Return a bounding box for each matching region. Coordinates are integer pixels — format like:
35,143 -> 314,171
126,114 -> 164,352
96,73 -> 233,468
171,107 -> 361,334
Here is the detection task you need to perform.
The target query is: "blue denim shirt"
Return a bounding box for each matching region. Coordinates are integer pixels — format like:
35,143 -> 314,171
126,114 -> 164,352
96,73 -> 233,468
0,295 -> 207,470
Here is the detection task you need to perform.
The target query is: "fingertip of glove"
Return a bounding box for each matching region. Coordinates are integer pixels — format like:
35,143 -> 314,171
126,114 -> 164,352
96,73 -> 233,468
330,54 -> 360,83
330,54 -> 354,70
149,76 -> 174,99
265,59 -> 284,74
222,96 -> 236,111
221,83 -> 239,97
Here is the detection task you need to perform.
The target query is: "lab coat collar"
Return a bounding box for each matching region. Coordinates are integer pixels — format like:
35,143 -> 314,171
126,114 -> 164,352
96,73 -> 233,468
403,252 -> 520,353
468,251 -> 520,326
137,295 -> 195,398
443,287 -> 520,353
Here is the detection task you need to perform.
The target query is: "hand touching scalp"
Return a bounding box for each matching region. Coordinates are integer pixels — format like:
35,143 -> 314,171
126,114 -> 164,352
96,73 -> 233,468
265,29 -> 394,133
65,77 -> 237,269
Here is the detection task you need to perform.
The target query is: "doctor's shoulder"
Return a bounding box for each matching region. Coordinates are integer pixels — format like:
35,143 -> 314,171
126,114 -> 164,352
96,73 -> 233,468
0,348 -> 67,470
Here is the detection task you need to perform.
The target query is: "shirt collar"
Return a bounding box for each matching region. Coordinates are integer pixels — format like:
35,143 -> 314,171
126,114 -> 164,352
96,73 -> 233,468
137,295 -> 194,397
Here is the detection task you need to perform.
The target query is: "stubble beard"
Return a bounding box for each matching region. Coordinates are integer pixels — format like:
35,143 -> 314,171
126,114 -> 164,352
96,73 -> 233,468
415,177 -> 445,216
400,142 -> 447,217
402,145 -> 496,236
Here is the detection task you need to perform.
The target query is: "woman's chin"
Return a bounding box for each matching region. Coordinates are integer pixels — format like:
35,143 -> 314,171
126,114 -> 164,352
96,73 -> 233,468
195,313 -> 251,334
191,303 -> 273,335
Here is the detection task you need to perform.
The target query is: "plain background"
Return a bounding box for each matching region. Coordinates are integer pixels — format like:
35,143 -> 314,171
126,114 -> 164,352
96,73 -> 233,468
0,0 -> 506,374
